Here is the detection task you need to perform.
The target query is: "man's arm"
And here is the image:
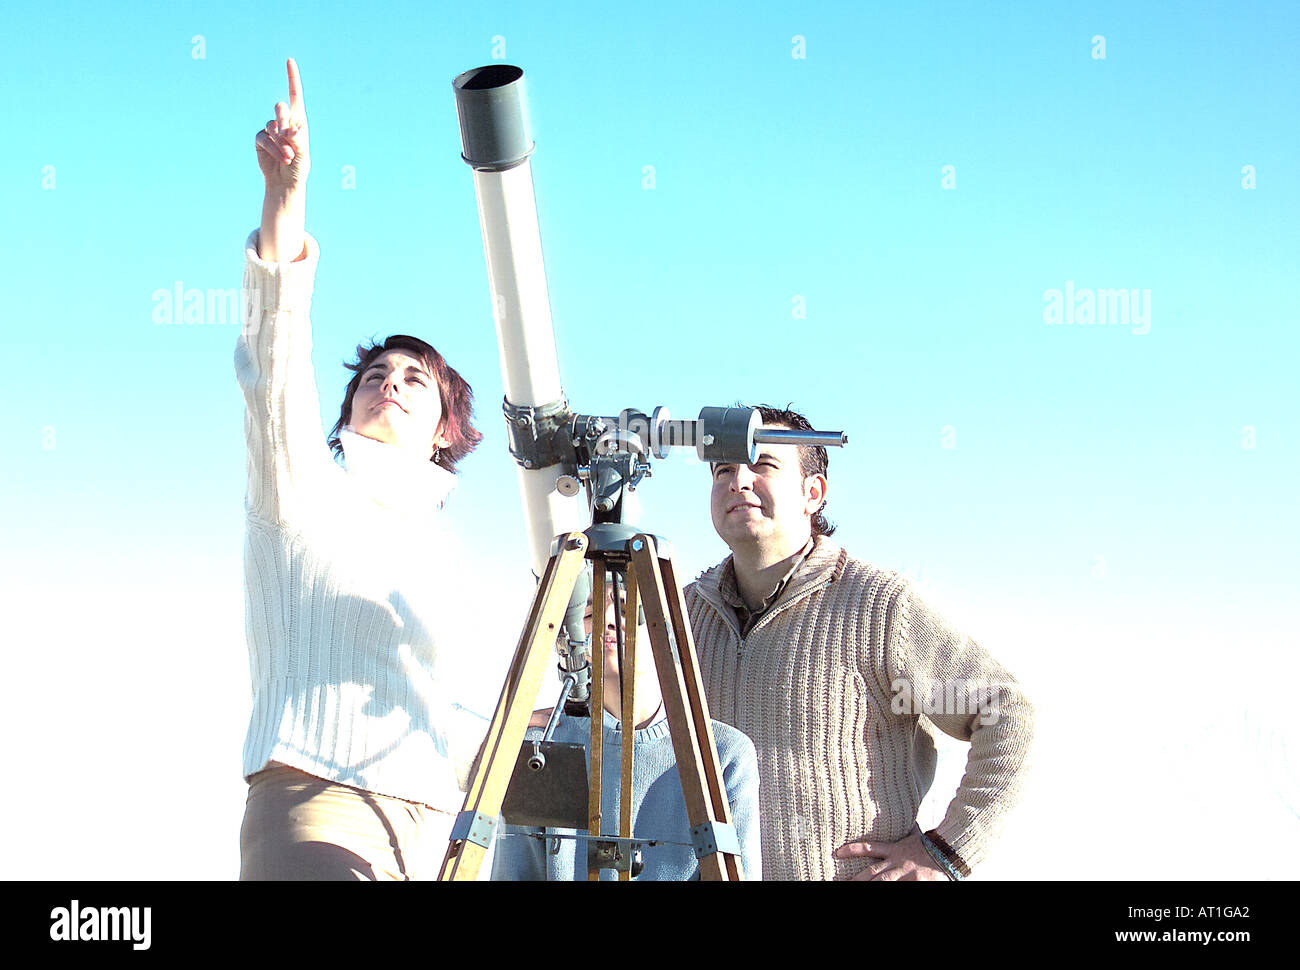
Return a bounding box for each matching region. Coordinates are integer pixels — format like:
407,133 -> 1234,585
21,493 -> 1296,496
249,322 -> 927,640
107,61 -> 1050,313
889,582 -> 1035,876
837,580 -> 1033,879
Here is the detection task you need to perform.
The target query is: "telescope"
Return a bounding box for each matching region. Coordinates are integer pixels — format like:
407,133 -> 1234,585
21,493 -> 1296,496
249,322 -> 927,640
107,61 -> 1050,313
452,65 -> 846,710
445,65 -> 847,880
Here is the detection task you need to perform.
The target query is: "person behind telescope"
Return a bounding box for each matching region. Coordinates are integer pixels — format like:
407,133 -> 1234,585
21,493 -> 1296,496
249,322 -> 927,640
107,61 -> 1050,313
236,59 -> 489,880
684,404 -> 1034,880
491,583 -> 762,880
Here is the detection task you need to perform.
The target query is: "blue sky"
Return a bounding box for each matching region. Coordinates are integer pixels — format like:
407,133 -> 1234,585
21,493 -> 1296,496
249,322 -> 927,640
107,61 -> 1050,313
2,0 -> 1296,878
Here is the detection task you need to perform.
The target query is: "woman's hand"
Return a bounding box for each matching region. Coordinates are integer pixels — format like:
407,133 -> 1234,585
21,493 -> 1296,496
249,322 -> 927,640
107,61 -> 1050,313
255,58 -> 309,262
256,58 -> 309,192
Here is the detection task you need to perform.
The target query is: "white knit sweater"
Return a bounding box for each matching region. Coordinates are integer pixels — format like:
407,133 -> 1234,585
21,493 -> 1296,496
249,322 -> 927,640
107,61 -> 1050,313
234,230 -> 486,810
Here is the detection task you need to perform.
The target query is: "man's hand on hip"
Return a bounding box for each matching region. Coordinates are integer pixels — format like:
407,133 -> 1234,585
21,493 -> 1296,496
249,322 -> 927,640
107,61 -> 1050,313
834,824 -> 949,881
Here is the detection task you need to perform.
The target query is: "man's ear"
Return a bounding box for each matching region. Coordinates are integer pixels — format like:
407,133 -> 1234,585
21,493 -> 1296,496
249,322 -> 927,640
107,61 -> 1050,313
804,474 -> 828,516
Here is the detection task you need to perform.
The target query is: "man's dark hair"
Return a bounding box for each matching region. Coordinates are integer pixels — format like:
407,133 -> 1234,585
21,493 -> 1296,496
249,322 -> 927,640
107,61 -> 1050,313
749,403 -> 836,538
328,334 -> 483,473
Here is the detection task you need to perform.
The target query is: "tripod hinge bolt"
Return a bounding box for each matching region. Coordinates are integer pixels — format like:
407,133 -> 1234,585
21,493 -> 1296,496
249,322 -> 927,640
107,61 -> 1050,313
631,539 -> 645,552
450,811 -> 498,849
690,820 -> 740,859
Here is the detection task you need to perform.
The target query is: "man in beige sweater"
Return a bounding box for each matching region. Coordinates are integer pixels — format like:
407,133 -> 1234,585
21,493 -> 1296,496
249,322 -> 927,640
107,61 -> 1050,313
684,406 -> 1033,880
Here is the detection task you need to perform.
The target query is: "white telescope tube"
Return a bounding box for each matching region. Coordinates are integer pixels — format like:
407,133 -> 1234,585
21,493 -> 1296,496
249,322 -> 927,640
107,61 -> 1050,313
454,66 -> 585,576
471,164 -> 564,405
471,164 -> 583,574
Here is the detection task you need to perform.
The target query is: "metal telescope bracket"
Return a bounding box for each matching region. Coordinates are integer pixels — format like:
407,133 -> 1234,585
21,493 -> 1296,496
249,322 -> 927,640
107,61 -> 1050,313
504,400 -> 845,712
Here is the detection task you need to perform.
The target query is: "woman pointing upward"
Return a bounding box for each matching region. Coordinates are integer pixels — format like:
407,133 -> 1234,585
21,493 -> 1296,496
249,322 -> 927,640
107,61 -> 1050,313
235,58 -> 487,880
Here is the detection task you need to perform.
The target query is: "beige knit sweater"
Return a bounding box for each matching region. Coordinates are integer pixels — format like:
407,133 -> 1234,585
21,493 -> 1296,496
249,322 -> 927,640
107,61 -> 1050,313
685,535 -> 1033,880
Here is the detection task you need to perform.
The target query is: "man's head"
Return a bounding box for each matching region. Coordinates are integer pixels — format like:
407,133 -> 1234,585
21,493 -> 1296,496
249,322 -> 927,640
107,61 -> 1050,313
709,404 -> 834,555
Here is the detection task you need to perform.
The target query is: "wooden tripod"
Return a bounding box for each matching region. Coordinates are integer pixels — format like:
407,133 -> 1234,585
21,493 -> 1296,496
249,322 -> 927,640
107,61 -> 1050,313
438,528 -> 743,881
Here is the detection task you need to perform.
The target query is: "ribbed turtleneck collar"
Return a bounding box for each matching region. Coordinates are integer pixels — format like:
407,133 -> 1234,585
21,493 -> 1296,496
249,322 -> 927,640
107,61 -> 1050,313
338,427 -> 457,519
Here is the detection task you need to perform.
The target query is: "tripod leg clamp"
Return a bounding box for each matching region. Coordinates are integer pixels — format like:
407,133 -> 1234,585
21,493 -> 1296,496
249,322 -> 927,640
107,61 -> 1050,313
587,837 -> 645,874
690,821 -> 740,859
450,810 -> 498,849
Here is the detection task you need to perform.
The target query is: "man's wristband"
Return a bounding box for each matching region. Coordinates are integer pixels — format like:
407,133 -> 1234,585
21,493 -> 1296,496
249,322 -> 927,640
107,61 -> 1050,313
919,830 -> 965,881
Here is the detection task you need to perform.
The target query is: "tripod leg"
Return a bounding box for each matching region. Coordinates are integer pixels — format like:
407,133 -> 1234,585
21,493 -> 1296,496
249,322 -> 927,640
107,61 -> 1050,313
586,559 -> 605,881
629,536 -> 743,881
658,552 -> 740,875
439,532 -> 589,881
618,567 -> 638,881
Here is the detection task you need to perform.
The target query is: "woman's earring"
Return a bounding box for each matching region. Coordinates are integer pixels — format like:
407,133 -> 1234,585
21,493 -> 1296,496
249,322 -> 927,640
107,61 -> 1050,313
433,446 -> 442,464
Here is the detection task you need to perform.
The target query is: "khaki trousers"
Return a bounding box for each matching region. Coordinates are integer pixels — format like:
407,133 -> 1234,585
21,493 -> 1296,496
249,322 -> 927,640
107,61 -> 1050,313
239,764 -> 455,880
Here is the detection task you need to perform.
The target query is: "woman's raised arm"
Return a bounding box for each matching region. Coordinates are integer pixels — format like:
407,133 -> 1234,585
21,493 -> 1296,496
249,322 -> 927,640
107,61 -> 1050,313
235,57 -> 333,525
254,58 -> 310,262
